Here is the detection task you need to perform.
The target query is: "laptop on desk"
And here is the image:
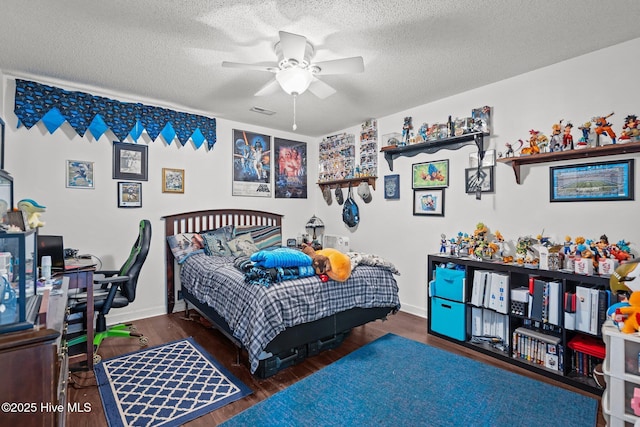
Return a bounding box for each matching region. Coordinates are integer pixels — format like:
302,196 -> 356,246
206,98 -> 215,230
37,235 -> 96,273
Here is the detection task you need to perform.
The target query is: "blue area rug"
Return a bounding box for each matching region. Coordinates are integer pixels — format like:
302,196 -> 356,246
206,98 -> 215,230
95,337 -> 251,427
222,333 -> 597,427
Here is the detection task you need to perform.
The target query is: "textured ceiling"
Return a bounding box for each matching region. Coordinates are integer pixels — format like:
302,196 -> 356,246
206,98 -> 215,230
1,0 -> 640,138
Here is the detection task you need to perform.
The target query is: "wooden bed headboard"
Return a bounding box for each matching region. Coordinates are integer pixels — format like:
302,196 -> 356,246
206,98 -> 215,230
162,209 -> 284,314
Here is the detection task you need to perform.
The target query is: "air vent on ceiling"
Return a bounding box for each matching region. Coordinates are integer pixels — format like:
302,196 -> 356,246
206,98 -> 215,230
250,106 -> 276,115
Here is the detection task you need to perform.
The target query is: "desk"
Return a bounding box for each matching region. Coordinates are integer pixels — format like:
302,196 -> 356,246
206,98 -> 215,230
62,264 -> 95,371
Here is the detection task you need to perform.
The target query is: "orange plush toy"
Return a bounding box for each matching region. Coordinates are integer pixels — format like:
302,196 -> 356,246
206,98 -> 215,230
619,292 -> 640,334
302,244 -> 352,282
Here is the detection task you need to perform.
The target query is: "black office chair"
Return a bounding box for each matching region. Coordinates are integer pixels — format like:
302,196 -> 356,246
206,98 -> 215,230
68,219 -> 152,362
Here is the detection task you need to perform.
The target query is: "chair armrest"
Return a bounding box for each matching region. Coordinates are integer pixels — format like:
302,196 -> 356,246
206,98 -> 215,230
94,275 -> 130,285
94,269 -> 120,277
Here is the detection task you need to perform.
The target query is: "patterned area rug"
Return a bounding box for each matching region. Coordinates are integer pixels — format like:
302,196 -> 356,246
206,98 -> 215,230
95,337 -> 251,427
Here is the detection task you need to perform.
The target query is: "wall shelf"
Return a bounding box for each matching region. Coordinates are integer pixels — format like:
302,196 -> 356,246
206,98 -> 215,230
380,132 -> 488,171
318,176 -> 377,192
497,141 -> 640,184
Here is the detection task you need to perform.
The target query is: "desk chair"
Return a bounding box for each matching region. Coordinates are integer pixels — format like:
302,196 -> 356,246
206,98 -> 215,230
68,219 -> 151,363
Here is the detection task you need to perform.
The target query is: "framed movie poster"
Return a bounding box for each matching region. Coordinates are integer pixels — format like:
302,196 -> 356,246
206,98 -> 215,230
232,129 -> 271,197
274,138 -> 307,199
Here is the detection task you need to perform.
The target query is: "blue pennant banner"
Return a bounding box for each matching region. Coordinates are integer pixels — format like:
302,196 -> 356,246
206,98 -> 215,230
14,79 -> 216,149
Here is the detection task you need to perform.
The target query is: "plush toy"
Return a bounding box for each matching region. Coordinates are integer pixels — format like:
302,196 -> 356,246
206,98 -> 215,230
17,199 -> 46,228
302,244 -> 352,282
619,292 -> 640,333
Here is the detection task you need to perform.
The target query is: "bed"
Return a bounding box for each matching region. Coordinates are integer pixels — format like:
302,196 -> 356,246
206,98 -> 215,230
163,209 -> 400,377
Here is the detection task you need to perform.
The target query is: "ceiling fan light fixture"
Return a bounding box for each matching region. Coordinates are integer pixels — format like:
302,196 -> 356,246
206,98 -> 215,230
276,67 -> 313,95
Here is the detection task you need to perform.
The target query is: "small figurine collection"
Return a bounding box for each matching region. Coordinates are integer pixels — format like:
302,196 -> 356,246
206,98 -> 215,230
389,106 -> 491,147
501,112 -> 640,158
442,223 -> 634,277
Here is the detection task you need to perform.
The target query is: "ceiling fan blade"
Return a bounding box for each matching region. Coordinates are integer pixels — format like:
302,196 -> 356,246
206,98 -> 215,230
313,56 -> 364,75
222,61 -> 276,72
308,78 -> 336,99
254,78 -> 282,97
278,31 -> 308,63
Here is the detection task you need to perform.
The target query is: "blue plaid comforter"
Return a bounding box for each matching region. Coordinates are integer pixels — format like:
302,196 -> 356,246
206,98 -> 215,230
180,253 -> 400,373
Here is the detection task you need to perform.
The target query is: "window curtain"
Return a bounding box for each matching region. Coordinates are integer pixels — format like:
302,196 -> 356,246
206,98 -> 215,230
13,79 -> 216,150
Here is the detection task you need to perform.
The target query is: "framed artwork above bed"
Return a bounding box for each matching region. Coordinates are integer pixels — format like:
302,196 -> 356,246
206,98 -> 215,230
232,129 -> 272,197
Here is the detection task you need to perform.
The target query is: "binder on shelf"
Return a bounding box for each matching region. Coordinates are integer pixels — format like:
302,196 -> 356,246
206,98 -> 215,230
575,286 -> 592,333
547,281 -> 562,326
530,279 -> 546,322
488,272 -> 509,314
482,272 -> 493,308
471,270 -> 491,307
471,306 -> 483,336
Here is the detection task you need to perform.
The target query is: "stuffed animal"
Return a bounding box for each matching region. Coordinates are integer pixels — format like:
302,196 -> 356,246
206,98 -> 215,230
302,244 -> 352,282
618,291 -> 640,334
17,199 -> 46,228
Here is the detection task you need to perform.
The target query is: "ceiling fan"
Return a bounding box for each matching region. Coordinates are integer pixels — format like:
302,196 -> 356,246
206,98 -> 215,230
222,31 -> 364,130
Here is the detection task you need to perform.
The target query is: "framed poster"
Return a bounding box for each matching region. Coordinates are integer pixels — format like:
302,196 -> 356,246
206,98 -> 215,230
117,182 -> 142,208
465,166 -> 494,194
113,142 -> 148,181
274,138 -> 307,199
549,159 -> 634,202
413,189 -> 445,216
66,160 -> 94,189
162,168 -> 184,193
384,174 -> 400,199
232,129 -> 271,197
412,160 -> 449,189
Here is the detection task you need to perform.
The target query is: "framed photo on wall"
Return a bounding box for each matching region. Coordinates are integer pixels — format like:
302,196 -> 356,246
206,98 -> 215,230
113,142 -> 148,181
162,168 -> 185,193
412,160 -> 449,189
465,166 -> 494,194
117,181 -> 142,208
66,160 -> 94,189
550,159 -> 634,202
384,174 -> 400,199
413,189 -> 445,216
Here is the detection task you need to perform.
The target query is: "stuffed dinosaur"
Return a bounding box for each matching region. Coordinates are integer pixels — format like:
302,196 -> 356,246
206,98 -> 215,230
17,199 -> 46,228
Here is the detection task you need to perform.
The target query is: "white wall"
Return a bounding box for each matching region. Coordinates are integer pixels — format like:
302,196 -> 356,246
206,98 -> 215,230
316,37 -> 640,317
2,37 -> 639,324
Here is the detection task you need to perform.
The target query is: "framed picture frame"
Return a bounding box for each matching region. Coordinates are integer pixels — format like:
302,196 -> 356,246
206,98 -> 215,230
412,160 -> 449,189
274,138 -> 307,199
469,149 -> 496,168
384,174 -> 400,199
465,166 -> 494,194
117,181 -> 142,208
162,168 -> 185,193
6,210 -> 27,231
66,160 -> 94,189
413,189 -> 445,216
549,159 -> 634,202
113,142 -> 148,181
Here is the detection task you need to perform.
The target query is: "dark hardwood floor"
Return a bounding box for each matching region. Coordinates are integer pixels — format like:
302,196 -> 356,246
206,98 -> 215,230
67,311 -> 604,426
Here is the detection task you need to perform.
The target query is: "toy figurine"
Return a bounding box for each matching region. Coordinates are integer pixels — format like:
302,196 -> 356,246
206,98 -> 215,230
419,123 -> 428,142
440,234 -> 447,253
577,121 -> 592,148
402,117 -> 413,146
593,112 -> 616,146
521,130 -> 547,155
549,120 -> 563,152
562,122 -> 574,150
620,114 -> 640,142
563,236 -> 573,254
504,139 -> 523,158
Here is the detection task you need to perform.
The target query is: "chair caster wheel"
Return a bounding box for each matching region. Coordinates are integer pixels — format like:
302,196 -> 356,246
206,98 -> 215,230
93,353 -> 102,364
128,325 -> 138,333
139,336 -> 149,346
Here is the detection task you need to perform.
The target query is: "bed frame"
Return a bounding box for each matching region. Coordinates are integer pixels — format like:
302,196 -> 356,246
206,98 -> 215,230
162,209 -> 396,377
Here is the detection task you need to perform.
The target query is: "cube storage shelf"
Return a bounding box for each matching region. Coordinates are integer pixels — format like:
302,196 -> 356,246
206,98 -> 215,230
427,254 -> 610,395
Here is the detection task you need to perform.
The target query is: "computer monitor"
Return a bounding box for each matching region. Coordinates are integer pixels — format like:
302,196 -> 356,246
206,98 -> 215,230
36,235 -> 66,271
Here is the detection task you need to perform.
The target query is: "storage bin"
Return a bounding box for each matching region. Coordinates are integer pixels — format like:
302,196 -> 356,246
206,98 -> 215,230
432,266 -> 466,302
430,296 -> 467,341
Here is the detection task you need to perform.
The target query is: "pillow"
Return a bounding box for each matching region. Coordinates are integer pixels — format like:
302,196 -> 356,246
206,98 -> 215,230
201,226 -> 234,256
166,233 -> 205,264
227,233 -> 259,257
234,225 -> 282,250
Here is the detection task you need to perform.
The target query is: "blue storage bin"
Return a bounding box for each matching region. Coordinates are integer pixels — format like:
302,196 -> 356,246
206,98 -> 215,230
432,266 -> 466,302
430,297 -> 467,341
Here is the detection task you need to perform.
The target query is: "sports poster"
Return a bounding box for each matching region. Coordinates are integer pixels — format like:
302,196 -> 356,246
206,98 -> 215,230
232,129 -> 271,197
274,138 -> 307,199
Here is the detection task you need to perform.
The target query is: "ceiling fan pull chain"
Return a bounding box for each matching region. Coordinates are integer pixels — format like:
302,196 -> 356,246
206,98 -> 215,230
292,93 -> 298,131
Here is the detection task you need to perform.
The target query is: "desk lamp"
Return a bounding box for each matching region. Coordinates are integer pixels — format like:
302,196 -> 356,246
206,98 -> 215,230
305,215 -> 324,248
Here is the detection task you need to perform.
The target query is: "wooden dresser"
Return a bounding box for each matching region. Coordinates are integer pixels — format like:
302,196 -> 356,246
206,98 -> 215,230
0,278 -> 69,426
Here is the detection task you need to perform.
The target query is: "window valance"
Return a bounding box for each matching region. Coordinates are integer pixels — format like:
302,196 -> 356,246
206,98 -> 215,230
13,79 -> 216,149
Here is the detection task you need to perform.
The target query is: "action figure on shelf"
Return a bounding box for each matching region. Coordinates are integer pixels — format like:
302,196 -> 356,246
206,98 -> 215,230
593,112 -> 616,145
419,123 -> 428,142
402,116 -> 413,146
504,139 -> 523,158
620,114 -> 640,142
549,120 -> 563,152
577,121 -> 592,148
440,234 -> 447,253
521,130 -> 547,155
562,122 -> 574,150
563,236 -> 573,254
